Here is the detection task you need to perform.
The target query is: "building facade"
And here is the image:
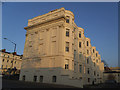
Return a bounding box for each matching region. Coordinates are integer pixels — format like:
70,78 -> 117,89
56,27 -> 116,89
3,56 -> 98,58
19,7 -> 104,88
0,49 -> 22,75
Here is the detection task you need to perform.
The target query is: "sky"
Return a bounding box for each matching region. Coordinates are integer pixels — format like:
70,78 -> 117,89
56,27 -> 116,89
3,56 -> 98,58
2,2 -> 118,67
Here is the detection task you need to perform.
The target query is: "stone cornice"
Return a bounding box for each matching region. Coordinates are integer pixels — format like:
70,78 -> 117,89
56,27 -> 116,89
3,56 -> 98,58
24,16 -> 66,30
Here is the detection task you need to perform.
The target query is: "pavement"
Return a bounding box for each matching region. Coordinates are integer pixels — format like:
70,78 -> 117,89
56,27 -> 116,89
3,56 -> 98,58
1,77 -> 120,89
2,78 -> 77,89
83,83 -> 120,88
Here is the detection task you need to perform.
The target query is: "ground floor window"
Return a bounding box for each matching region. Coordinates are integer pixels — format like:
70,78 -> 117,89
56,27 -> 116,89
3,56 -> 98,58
22,75 -> 25,81
52,76 -> 57,82
33,76 -> 37,82
88,78 -> 90,83
40,76 -> 43,83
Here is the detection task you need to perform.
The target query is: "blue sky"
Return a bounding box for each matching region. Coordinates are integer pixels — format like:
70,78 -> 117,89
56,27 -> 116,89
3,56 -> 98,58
2,2 -> 118,67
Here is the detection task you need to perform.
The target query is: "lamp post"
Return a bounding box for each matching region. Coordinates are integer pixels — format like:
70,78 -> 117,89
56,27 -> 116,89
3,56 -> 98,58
3,38 -> 16,53
3,38 -> 17,75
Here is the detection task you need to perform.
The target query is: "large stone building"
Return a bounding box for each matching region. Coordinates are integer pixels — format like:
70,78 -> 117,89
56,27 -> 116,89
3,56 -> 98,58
19,7 -> 104,88
0,49 -> 22,75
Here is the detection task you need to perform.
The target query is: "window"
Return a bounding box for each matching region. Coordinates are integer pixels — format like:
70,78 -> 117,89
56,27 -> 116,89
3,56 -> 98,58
95,78 -> 96,82
79,53 -> 82,60
3,59 -> 4,62
33,76 -> 37,82
65,42 -> 69,52
87,58 -> 89,64
79,77 -> 82,80
79,65 -> 82,73
87,50 -> 89,55
96,53 -> 97,57
7,60 -> 9,63
22,75 -> 25,81
87,68 -> 90,74
65,64 -> 69,69
66,29 -> 69,37
93,49 -> 95,53
72,60 -> 74,70
87,41 -> 89,46
79,42 -> 81,48
52,76 -> 57,82
94,71 -> 96,76
96,59 -> 98,63
88,78 -> 90,83
11,61 -> 13,63
66,16 -> 70,23
15,61 -> 16,64
40,76 -> 43,83
74,27 -> 76,32
79,32 -> 81,38
74,50 -> 76,59
97,74 -> 99,76
65,59 -> 69,70
1,65 -> 3,69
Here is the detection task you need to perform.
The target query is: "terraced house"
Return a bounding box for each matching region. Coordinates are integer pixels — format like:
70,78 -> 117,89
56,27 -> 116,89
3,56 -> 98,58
0,49 -> 22,75
19,7 -> 104,88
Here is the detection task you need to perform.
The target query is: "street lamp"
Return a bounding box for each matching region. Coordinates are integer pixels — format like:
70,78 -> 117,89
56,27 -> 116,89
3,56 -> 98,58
3,38 -> 17,75
3,38 -> 16,53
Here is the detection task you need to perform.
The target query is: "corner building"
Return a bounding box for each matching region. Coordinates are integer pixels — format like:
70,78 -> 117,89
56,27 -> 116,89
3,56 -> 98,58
19,8 -> 104,88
